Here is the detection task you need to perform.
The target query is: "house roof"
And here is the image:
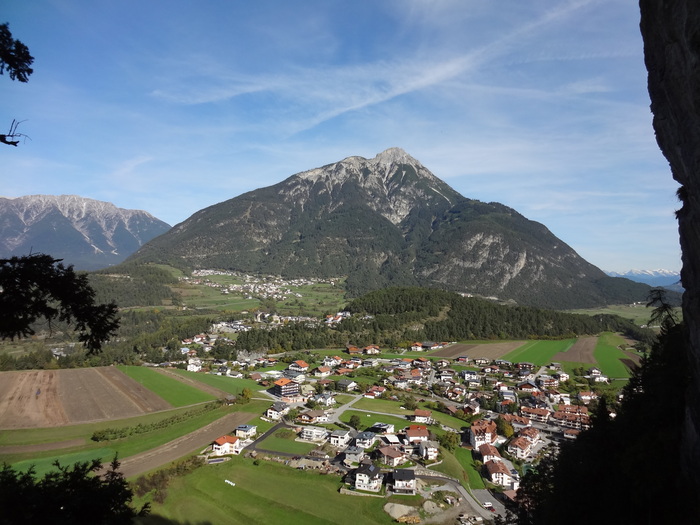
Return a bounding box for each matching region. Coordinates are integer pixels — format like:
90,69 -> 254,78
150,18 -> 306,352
274,377 -> 293,386
213,435 -> 239,446
293,360 -> 309,368
486,459 -> 511,476
478,443 -> 501,457
393,469 -> 415,481
414,409 -> 432,417
378,446 -> 404,459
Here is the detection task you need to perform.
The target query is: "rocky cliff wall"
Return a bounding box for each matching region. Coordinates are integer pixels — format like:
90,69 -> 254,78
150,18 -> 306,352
640,0 -> 700,491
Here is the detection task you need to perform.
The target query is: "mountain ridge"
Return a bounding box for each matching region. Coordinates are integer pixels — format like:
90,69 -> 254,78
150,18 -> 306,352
130,148 -> 653,309
0,195 -> 171,270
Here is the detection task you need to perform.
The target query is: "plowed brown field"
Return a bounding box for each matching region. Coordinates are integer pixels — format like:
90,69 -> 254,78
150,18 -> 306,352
0,367 -> 172,429
430,341 -> 526,360
551,336 -> 597,364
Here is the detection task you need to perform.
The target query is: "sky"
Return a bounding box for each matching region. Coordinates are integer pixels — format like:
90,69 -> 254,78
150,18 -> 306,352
2,0 -> 682,273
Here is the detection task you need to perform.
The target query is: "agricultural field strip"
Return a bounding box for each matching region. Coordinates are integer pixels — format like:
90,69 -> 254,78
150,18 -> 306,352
153,368 -> 229,398
0,367 -> 173,429
430,341 -> 526,359
501,339 -> 576,365
115,411 -> 255,479
117,366 -> 216,406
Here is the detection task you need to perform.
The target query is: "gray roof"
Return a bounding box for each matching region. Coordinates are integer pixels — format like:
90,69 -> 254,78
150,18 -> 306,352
393,469 -> 415,481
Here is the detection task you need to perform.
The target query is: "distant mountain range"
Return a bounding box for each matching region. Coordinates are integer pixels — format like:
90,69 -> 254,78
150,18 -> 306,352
129,147 -> 653,309
605,269 -> 681,288
0,195 -> 171,270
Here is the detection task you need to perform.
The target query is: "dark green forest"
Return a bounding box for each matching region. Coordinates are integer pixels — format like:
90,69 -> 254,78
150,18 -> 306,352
235,287 -> 655,352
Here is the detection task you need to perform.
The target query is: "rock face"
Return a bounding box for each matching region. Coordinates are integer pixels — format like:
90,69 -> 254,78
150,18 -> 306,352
131,147 -> 651,309
640,0 -> 700,493
0,195 -> 171,270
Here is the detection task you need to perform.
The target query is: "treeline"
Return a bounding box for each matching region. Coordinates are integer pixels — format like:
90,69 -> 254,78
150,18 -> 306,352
89,262 -> 180,307
0,310 -> 213,371
91,401 -> 220,441
347,287 -> 655,343
234,287 -> 655,352
132,455 -> 204,504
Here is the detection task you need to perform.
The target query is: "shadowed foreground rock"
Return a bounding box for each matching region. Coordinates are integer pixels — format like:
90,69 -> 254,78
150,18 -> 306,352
640,0 -> 700,493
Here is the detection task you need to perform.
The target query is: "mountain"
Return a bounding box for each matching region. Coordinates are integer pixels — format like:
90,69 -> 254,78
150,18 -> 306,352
130,147 -> 652,309
0,195 -> 171,270
606,269 -> 681,288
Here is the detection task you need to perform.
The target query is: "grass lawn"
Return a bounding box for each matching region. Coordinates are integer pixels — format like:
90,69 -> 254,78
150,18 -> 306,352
454,447 -> 485,489
352,397 -> 410,416
340,410 -> 409,432
594,333 -> 632,378
255,436 -> 317,455
134,455 -> 393,525
117,366 -> 215,406
170,369 -> 266,393
334,394 -> 355,405
501,339 -> 576,365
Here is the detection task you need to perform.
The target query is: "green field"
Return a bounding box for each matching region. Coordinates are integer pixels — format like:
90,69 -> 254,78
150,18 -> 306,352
339,409 -> 410,432
117,366 -> 216,406
169,369 -> 267,393
593,333 -> 632,378
501,339 -> 576,365
567,304 -> 660,325
134,455 -> 394,525
255,435 -> 317,455
3,404 -> 250,475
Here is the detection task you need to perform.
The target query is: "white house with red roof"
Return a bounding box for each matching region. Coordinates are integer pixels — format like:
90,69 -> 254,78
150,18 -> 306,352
289,360 -> 309,372
211,435 -> 243,456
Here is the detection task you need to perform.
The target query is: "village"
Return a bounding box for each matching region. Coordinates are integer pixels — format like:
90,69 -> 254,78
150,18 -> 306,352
168,334 -> 611,522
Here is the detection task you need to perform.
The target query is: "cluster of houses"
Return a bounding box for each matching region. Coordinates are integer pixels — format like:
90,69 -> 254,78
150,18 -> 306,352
185,270 -> 337,303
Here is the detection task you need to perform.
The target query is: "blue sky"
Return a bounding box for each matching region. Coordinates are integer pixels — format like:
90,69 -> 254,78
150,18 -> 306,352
2,0 -> 681,273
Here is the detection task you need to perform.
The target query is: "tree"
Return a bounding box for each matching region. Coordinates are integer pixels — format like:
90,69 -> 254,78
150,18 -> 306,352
496,416 -> 514,439
0,23 -> 33,82
437,431 -> 461,451
0,254 -> 119,353
0,456 -> 148,524
349,414 -> 362,429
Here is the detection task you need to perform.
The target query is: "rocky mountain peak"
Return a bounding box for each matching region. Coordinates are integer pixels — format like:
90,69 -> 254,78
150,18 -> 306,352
371,147 -> 418,166
0,195 -> 171,270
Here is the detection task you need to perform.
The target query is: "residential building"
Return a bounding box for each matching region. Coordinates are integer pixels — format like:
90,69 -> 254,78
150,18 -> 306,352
234,424 -> 257,439
411,409 -> 433,424
392,469 -> 417,495
273,377 -> 299,398
354,462 -> 383,492
211,435 -> 243,456
469,419 -> 497,448
343,446 -> 365,466
405,425 -> 430,444
300,426 -> 328,441
329,429 -> 355,447
520,406 -> 551,423
478,443 -> 502,463
377,445 -> 406,467
297,409 -> 329,424
336,378 -> 358,392
289,360 -> 309,372
507,436 -> 533,460
355,431 -> 377,449
266,402 -> 290,420
419,440 -> 439,461
485,459 -> 514,487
